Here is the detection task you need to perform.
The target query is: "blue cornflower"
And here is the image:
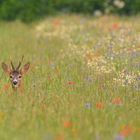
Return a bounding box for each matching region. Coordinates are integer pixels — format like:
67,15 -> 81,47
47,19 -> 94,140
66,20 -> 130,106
84,103 -> 92,107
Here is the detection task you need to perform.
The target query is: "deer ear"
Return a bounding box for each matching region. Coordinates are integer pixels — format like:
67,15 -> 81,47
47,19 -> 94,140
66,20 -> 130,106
2,63 -> 10,74
20,62 -> 30,74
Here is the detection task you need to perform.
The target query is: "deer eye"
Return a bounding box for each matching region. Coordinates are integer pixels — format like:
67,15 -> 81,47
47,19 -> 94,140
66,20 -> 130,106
18,75 -> 22,78
10,75 -> 13,79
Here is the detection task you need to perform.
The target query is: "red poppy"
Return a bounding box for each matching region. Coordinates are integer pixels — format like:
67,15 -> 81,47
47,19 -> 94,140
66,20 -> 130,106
52,19 -> 61,26
63,121 -> 72,127
120,125 -> 132,136
112,22 -> 119,29
96,103 -> 104,108
86,52 -> 92,61
112,97 -> 121,105
136,128 -> 140,133
127,48 -> 132,52
68,81 -> 73,85
3,83 -> 9,90
137,45 -> 140,49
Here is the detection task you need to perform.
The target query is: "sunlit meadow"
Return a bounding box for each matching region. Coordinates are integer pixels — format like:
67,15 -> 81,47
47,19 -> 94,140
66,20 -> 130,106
0,15 -> 140,140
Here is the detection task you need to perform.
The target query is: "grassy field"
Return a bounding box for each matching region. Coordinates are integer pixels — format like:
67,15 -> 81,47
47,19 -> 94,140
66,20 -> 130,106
0,15 -> 140,140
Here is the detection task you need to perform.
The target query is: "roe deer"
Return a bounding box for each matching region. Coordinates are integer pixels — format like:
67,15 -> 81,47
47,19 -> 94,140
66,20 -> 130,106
2,56 -> 30,93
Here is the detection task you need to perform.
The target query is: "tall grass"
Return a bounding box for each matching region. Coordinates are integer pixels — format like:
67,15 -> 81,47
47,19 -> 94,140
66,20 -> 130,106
0,15 -> 140,140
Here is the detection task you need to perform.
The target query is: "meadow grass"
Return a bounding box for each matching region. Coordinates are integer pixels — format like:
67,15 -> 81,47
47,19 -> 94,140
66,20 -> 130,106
0,15 -> 140,140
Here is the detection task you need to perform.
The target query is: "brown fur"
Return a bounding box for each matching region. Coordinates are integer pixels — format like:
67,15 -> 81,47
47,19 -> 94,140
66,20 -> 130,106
2,57 -> 30,94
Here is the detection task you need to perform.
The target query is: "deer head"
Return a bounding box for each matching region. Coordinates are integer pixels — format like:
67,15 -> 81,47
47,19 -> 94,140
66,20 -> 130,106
2,56 -> 30,89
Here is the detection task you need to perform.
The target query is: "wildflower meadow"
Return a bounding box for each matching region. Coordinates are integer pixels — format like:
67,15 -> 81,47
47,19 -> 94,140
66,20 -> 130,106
0,15 -> 140,140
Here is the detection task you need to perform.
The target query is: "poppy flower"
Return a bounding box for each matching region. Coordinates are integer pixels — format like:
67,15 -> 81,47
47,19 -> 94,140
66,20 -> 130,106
120,125 -> 132,136
136,128 -> 140,133
127,48 -> 132,52
3,83 -> 9,90
68,81 -> 73,85
96,103 -> 104,108
112,97 -> 121,106
63,121 -> 72,127
86,52 -> 92,61
52,19 -> 61,26
137,45 -> 140,49
112,22 -> 119,29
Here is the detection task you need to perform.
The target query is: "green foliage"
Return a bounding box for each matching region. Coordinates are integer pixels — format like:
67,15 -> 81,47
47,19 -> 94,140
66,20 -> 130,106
124,0 -> 140,14
0,0 -> 55,22
0,0 -> 139,22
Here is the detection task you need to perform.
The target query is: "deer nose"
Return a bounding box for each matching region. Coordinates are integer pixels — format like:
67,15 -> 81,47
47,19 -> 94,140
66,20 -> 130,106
13,81 -> 17,85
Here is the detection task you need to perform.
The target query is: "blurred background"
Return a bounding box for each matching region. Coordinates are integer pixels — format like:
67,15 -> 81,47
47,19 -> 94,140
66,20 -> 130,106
0,0 -> 139,22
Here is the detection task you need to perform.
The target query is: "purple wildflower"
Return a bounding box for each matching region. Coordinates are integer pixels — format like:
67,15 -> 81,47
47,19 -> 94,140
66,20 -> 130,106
88,77 -> 93,82
135,76 -> 140,81
131,52 -> 136,58
108,45 -> 113,50
84,103 -> 92,107
114,134 -> 124,140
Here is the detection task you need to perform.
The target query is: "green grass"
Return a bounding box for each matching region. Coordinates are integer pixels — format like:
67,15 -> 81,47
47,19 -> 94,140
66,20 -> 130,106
0,15 -> 140,140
